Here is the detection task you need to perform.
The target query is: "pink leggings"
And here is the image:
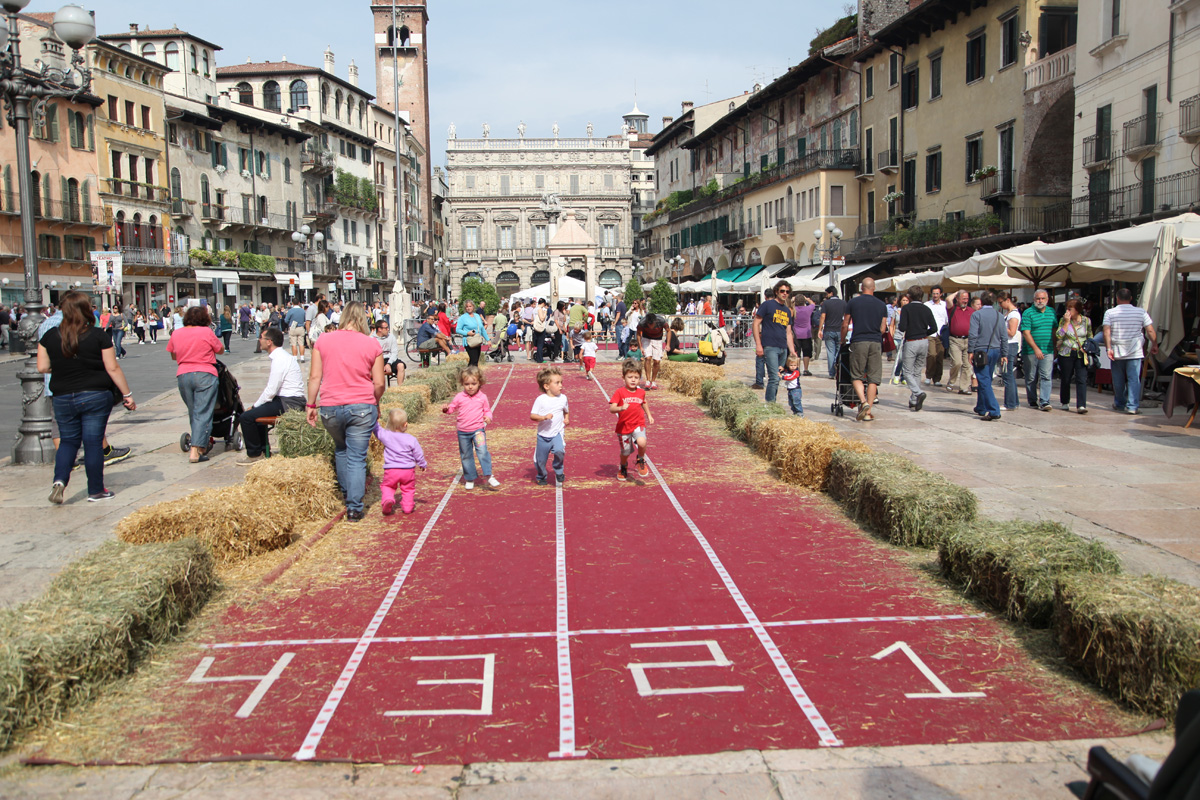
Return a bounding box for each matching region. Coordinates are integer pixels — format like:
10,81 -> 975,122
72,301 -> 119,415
381,467 -> 417,514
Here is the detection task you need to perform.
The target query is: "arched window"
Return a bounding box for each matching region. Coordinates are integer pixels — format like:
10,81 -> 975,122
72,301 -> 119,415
189,44 -> 197,72
235,82 -> 252,105
531,269 -> 550,285
334,90 -> 342,119
201,50 -> 210,76
262,80 -> 281,111
148,215 -> 159,248
170,167 -> 182,200
140,43 -> 156,60
358,100 -> 365,128
203,230 -> 213,251
598,268 -> 622,288
399,25 -> 410,46
200,174 -> 210,214
132,212 -> 143,246
463,271 -> 481,283
496,270 -> 520,295
566,269 -> 585,281
320,83 -> 329,114
289,79 -> 308,110
346,95 -> 353,121
118,43 -> 130,51
164,42 -> 179,70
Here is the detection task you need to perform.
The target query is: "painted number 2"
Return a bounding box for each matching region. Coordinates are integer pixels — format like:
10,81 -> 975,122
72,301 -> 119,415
871,641 -> 986,699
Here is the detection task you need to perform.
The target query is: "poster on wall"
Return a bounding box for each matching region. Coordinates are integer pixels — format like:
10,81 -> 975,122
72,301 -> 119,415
90,251 -> 123,294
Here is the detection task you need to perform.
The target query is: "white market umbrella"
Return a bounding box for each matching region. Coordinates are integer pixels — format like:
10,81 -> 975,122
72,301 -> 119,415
945,240 -> 1146,286
1032,213 -> 1200,264
1177,243 -> 1200,272
510,275 -> 588,301
1140,223 -> 1184,360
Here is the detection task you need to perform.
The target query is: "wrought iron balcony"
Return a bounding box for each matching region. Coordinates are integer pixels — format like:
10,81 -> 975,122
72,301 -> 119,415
301,149 -> 336,174
171,198 -> 193,218
1082,132 -> 1114,170
722,228 -> 742,246
776,216 -> 795,235
876,148 -> 899,174
980,170 -> 1015,200
200,203 -> 226,222
119,246 -> 189,267
101,178 -> 170,203
1123,113 -> 1163,158
1182,95 -> 1200,142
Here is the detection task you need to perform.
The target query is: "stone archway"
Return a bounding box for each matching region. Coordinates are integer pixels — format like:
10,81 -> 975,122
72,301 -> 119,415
1021,85 -> 1074,198
763,245 -> 785,266
717,254 -> 729,272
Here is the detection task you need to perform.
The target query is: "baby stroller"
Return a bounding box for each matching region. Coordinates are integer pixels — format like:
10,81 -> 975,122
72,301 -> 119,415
488,324 -> 515,363
179,360 -> 245,454
830,347 -> 861,418
697,321 -> 731,365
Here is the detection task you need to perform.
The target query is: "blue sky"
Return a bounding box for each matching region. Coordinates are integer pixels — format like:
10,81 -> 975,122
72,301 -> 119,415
72,0 -> 850,165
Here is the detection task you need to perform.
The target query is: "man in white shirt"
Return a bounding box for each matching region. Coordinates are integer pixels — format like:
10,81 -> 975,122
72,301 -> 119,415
372,318 -> 405,381
924,286 -> 949,386
237,328 -> 306,463
1103,287 -> 1158,415
329,303 -> 342,326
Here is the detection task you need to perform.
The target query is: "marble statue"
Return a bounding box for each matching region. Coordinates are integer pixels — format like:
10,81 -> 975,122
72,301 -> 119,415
482,122 -> 490,138
552,121 -> 559,138
586,122 -> 594,138
447,122 -> 456,139
518,121 -> 526,138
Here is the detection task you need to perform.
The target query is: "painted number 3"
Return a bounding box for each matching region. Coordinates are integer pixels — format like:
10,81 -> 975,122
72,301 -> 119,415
871,641 -> 986,699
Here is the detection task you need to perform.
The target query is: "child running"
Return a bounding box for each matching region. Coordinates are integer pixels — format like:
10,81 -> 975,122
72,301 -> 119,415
530,366 -> 569,486
374,408 -> 427,515
781,355 -> 804,416
578,331 -> 599,381
442,365 -> 499,490
609,359 -> 654,480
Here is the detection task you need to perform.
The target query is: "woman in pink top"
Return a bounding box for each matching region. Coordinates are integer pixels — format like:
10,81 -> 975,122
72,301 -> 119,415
167,305 -> 224,463
307,302 -> 385,521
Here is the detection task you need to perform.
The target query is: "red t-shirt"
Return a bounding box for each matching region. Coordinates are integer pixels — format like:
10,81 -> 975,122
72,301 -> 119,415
166,325 -> 222,376
610,386 -> 647,434
437,312 -> 453,337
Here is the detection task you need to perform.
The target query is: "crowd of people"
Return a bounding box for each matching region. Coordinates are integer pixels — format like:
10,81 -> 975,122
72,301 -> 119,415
748,278 -> 1164,422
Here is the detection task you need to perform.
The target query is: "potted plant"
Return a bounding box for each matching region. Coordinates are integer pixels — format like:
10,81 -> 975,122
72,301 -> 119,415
971,165 -> 998,182
882,231 -> 900,252
983,213 -> 1003,235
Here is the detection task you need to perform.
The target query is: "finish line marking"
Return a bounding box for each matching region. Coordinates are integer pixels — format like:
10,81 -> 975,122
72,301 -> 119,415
591,374 -> 843,748
292,362 -> 516,761
203,615 -> 984,650
549,480 -> 586,758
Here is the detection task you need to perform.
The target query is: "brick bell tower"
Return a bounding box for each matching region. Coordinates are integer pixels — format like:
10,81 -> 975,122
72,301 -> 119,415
372,2 -> 433,282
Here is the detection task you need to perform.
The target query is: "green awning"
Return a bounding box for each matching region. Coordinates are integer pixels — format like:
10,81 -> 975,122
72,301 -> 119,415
730,264 -> 768,283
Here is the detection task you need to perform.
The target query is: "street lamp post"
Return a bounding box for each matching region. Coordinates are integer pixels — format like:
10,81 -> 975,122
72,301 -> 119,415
667,254 -> 685,294
813,221 -> 844,290
433,257 -> 445,302
291,224 -> 324,302
3,0 -> 97,465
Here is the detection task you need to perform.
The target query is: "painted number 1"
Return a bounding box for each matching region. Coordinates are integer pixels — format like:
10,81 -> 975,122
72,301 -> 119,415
871,641 -> 986,699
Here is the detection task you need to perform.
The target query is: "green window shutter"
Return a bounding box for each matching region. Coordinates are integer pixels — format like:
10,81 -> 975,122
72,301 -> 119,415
210,138 -> 218,167
81,180 -> 91,222
760,154 -> 768,170
67,112 -> 78,148
220,143 -> 228,168
43,174 -> 53,216
266,154 -> 271,178
744,161 -> 750,177
87,114 -> 94,150
777,147 -> 785,165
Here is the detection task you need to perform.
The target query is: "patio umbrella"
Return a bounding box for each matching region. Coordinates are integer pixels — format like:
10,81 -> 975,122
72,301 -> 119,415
1139,223 -> 1184,360
1176,243 -> 1200,272
1032,213 -> 1200,264
945,240 -> 1146,286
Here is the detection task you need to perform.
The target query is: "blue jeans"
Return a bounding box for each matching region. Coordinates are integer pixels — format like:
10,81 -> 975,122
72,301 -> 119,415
787,385 -> 804,415
755,353 -> 766,385
457,426 -> 493,482
1111,358 -> 1143,412
617,325 -> 629,357
534,433 -> 565,481
112,327 -> 125,356
763,346 -> 786,403
1003,342 -> 1020,409
320,403 -> 378,513
1023,350 -> 1053,407
53,390 -> 113,495
178,371 -> 219,449
824,332 -> 841,378
973,348 -> 1002,417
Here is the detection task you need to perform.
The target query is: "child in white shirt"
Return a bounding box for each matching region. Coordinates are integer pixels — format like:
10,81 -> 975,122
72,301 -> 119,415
578,331 -> 599,381
530,367 -> 569,486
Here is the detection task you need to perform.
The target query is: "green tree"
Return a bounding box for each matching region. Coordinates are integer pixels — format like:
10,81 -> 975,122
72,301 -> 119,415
648,278 -> 677,316
358,177 -> 378,212
459,277 -> 500,315
623,277 -> 644,305
333,170 -> 358,206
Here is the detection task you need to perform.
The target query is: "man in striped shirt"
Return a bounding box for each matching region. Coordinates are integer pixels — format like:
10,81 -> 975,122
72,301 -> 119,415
1103,287 -> 1158,415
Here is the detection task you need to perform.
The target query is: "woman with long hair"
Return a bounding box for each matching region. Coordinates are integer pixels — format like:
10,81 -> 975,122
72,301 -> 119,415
220,305 -> 235,353
167,305 -> 225,463
38,291 -> 136,503
307,301 -> 385,521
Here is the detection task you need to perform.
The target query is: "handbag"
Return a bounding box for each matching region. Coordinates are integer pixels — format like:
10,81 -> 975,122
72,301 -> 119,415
466,330 -> 484,348
882,329 -> 896,353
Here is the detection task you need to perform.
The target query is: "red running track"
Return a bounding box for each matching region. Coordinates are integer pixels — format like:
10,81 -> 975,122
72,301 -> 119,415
108,360 -> 1128,765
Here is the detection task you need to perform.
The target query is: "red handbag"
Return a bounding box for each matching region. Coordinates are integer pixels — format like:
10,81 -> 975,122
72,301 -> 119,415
882,330 -> 896,353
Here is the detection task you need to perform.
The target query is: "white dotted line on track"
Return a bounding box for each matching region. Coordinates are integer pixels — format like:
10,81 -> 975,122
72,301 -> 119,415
202,614 -> 985,650
590,373 -> 843,748
549,479 -> 587,758
291,361 -> 516,762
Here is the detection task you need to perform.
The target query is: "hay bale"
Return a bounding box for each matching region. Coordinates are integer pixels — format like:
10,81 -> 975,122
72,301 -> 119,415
116,484 -> 297,563
750,418 -> 871,491
940,520 -> 1122,627
661,362 -> 725,397
700,379 -> 744,405
243,455 -> 344,522
406,366 -> 461,402
827,450 -> 976,547
0,538 -> 214,750
276,409 -> 335,459
708,387 -> 760,429
380,391 -> 428,426
733,402 -> 789,442
1055,574 -> 1200,719
382,382 -> 432,408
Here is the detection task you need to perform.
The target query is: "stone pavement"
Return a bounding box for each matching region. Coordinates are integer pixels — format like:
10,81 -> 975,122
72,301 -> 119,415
0,345 -> 1188,798
720,347 -> 1200,587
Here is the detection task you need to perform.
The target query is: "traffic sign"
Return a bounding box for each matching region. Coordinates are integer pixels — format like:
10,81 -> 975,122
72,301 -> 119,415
342,270 -> 357,290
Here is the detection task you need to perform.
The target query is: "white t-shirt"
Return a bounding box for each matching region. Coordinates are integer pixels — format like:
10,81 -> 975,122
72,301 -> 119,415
1103,304 -> 1154,360
579,341 -> 599,359
531,393 -> 569,439
625,310 -> 641,331
926,300 -> 948,330
1005,309 -> 1022,344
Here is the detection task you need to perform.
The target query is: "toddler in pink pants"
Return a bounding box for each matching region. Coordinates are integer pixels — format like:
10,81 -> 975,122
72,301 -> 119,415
374,408 -> 427,515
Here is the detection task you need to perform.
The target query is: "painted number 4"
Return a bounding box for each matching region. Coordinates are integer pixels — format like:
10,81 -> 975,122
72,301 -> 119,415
871,641 -> 986,699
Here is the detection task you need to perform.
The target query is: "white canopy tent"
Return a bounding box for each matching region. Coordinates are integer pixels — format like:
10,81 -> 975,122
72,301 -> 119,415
510,275 -> 588,301
1031,213 -> 1200,264
1141,223 -> 1186,358
944,240 -> 1147,286
1176,243 -> 1200,272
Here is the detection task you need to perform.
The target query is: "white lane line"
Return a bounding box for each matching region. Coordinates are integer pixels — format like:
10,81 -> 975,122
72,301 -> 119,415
591,373 -> 843,748
549,480 -> 586,758
204,614 -> 985,650
292,362 -> 515,761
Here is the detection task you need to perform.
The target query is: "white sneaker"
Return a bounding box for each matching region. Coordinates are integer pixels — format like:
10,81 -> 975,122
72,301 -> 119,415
487,476 -> 500,488
464,481 -> 474,490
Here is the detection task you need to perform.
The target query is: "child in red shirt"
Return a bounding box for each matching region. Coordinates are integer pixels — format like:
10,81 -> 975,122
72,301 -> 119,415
608,359 -> 654,480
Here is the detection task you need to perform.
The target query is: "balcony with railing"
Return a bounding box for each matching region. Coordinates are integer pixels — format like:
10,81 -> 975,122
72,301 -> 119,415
200,203 -> 226,223
1082,131 -> 1114,170
741,221 -> 763,239
497,248 -> 515,261
101,178 -> 170,203
170,198 -> 193,218
600,246 -> 620,259
638,240 -> 661,256
220,206 -> 296,232
722,228 -> 741,246
1057,167 -> 1200,227
980,170 -> 1016,200
28,198 -> 109,226
876,148 -> 899,174
1123,113 -> 1163,158
1182,95 -> 1200,142
664,247 -> 680,259
119,246 -> 190,268
776,216 -> 795,235
856,153 -> 874,180
303,201 -> 338,222
1024,45 -> 1076,92
301,148 -> 336,174
407,238 -> 434,260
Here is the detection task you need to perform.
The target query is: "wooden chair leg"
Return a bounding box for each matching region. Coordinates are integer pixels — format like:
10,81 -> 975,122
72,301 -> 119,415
1186,404 -> 1198,430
